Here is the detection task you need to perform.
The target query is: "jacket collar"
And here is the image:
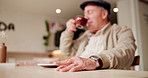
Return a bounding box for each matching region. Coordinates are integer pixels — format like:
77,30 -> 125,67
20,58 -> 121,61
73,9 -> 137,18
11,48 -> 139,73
87,22 -> 111,37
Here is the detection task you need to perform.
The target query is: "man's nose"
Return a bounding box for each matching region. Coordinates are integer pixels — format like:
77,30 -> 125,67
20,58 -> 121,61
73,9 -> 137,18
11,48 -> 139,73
84,15 -> 88,20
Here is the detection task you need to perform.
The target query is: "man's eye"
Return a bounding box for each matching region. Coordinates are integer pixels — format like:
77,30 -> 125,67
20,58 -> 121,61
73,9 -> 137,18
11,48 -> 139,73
88,11 -> 93,14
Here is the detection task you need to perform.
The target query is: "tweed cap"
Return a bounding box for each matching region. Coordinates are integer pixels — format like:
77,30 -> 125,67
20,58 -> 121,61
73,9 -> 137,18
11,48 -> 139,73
80,0 -> 111,14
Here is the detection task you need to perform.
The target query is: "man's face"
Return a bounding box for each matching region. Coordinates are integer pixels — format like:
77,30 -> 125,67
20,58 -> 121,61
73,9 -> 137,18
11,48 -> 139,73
84,4 -> 104,33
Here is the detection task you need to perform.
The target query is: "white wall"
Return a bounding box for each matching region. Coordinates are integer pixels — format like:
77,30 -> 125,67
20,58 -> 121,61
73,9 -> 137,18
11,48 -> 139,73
117,0 -> 132,27
0,10 -> 67,53
138,1 -> 148,71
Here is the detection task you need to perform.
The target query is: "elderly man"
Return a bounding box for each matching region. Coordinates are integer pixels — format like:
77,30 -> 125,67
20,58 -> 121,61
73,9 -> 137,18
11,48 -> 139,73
54,0 -> 137,72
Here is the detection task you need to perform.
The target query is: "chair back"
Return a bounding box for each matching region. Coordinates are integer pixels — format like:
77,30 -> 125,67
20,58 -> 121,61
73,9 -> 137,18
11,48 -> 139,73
131,56 -> 140,66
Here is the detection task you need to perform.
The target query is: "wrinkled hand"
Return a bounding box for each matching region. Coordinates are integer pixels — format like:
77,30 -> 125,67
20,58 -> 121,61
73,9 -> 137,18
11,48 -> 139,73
54,57 -> 100,72
66,19 -> 77,33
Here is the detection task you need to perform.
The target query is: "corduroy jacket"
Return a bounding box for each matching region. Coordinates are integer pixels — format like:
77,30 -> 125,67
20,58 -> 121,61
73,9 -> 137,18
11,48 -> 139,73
60,23 -> 137,69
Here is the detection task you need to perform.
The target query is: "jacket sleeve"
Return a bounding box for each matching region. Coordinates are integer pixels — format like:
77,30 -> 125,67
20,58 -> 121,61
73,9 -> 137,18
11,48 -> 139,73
99,26 -> 137,69
59,30 -> 80,56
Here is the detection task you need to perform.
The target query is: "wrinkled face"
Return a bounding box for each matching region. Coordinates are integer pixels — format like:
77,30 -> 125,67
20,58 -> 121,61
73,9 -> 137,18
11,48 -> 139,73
84,4 -> 105,33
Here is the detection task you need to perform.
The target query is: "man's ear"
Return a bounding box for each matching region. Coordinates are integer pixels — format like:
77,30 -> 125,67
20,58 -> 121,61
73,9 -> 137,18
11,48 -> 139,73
102,10 -> 108,19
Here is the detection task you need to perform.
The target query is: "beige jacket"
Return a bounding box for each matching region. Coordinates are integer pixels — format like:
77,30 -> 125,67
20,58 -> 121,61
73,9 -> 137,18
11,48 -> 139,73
60,24 -> 137,69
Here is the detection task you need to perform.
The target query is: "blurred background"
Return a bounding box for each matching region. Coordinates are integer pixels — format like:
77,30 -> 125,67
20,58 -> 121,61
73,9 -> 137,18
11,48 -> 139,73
0,0 -> 148,71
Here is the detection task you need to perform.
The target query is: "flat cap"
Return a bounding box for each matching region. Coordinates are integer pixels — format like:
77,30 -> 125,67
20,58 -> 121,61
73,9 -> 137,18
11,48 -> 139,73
80,0 -> 111,14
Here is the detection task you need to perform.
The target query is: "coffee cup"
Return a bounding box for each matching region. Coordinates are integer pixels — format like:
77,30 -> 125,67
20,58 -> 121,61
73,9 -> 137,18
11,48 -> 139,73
74,16 -> 87,29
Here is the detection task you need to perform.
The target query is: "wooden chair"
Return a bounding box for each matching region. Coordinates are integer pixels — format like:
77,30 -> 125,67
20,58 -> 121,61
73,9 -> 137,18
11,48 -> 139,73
130,56 -> 140,70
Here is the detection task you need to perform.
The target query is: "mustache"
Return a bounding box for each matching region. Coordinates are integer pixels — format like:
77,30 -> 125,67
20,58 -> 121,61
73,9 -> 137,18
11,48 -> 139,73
86,20 -> 92,25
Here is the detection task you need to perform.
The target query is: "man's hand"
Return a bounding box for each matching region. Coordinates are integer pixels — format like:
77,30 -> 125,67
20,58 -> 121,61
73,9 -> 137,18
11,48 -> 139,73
54,57 -> 100,72
66,19 -> 77,33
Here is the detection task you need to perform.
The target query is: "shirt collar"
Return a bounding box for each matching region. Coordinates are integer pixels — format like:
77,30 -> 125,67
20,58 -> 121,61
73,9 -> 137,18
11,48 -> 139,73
99,22 -> 110,33
87,22 -> 111,37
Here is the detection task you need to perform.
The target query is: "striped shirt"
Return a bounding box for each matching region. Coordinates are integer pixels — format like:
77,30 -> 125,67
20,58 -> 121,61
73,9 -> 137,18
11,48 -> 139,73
80,23 -> 110,58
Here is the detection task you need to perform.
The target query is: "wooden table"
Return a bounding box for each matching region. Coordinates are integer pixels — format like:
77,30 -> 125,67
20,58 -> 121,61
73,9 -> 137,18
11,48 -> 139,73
0,63 -> 148,78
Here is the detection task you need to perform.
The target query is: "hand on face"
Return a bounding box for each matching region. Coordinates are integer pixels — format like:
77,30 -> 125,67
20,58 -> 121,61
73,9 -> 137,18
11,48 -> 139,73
54,57 -> 99,72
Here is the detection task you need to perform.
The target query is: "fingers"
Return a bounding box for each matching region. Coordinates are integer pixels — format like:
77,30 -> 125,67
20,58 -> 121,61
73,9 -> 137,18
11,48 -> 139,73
68,64 -> 82,72
54,57 -> 92,72
55,63 -> 81,72
56,64 -> 76,72
66,19 -> 77,33
54,59 -> 72,66
55,65 -> 66,71
54,57 -> 85,72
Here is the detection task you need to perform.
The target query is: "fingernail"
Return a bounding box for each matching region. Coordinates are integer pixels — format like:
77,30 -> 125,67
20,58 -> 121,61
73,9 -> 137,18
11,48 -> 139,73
59,69 -> 63,72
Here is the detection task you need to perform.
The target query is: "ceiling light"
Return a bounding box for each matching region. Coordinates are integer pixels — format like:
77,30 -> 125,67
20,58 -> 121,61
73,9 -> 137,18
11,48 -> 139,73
113,8 -> 119,13
56,9 -> 61,14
